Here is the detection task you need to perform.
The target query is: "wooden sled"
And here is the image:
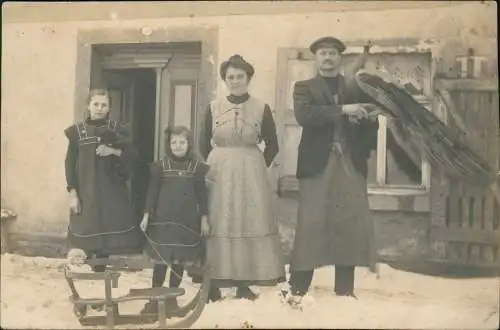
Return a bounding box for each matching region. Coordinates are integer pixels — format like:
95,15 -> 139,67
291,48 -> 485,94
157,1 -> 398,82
64,255 -> 211,329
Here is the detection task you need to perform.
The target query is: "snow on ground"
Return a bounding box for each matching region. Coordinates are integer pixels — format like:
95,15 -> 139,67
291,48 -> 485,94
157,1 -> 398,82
1,253 -> 498,329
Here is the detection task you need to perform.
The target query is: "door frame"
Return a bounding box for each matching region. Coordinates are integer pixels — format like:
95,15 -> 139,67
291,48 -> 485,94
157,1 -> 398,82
73,26 -> 219,153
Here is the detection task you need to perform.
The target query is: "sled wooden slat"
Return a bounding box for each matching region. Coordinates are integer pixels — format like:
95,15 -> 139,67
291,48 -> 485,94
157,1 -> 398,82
71,297 -> 108,306
66,271 -> 121,281
78,314 -> 159,327
70,288 -> 184,304
126,287 -> 185,300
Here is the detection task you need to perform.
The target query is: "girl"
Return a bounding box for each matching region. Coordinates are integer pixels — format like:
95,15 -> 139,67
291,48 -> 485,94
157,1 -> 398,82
140,126 -> 210,316
200,54 -> 286,301
64,89 -> 143,269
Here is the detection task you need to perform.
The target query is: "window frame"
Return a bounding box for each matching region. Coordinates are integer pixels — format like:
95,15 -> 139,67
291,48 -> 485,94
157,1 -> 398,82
368,106 -> 432,196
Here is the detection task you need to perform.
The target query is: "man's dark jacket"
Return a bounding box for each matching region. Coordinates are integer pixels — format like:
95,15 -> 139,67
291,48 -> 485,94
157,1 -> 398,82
293,74 -> 379,179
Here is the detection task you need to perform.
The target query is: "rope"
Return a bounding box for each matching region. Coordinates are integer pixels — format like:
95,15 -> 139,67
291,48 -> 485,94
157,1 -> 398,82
69,225 -> 137,238
141,228 -> 204,290
70,220 -> 205,289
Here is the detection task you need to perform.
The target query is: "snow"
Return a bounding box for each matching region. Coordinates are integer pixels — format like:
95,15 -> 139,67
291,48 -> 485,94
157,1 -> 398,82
1,253 -> 498,329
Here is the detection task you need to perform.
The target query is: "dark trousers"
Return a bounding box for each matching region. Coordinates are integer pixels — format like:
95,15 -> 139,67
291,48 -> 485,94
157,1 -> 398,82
289,265 -> 355,296
152,263 -> 185,288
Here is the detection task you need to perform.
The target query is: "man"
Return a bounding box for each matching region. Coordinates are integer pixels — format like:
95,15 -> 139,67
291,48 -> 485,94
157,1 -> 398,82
282,36 -> 379,306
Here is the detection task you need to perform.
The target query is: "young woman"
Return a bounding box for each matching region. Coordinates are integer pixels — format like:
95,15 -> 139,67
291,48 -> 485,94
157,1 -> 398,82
201,54 -> 286,301
140,126 -> 210,315
64,89 -> 143,268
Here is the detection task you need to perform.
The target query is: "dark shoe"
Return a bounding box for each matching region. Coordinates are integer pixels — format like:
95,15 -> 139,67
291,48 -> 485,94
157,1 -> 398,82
207,287 -> 222,303
141,299 -> 185,319
335,291 -> 358,299
165,298 -> 187,318
235,286 -> 259,301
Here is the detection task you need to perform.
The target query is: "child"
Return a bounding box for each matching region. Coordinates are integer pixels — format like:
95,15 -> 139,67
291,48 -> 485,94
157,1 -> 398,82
64,89 -> 143,271
139,126 -> 210,316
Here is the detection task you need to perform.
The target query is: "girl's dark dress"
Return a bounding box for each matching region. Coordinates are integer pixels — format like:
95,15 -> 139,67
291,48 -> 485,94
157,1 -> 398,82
64,118 -> 144,255
144,156 -> 209,263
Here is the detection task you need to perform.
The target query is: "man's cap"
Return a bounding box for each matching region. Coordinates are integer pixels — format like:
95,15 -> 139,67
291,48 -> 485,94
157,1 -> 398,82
310,36 -> 346,54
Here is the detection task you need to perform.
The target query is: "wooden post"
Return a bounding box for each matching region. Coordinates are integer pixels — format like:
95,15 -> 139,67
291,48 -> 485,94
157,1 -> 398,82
158,300 -> 167,328
104,271 -> 115,330
430,169 -> 448,261
376,116 -> 388,186
483,90 -> 499,266
154,66 -> 164,161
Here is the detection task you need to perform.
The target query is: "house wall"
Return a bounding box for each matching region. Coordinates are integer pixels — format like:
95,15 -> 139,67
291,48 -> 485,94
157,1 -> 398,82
1,2 -> 497,237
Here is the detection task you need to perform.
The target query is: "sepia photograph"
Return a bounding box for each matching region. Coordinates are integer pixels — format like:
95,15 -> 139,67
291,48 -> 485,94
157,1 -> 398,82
1,1 -> 499,329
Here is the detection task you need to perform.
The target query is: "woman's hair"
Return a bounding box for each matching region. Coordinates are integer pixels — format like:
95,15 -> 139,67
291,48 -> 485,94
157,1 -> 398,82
220,54 -> 255,81
86,88 -> 112,107
164,125 -> 204,161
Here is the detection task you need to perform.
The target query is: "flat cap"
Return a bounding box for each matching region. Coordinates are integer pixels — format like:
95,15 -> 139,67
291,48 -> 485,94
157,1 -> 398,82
309,36 -> 346,54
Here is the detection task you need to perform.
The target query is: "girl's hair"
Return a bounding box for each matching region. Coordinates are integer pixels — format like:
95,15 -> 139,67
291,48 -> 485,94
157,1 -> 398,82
164,125 -> 204,162
86,89 -> 112,106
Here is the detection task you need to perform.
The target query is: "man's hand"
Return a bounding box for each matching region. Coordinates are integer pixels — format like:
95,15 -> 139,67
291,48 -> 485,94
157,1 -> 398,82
96,145 -> 122,157
342,103 -> 377,123
367,106 -> 384,122
201,215 -> 210,236
140,213 -> 149,232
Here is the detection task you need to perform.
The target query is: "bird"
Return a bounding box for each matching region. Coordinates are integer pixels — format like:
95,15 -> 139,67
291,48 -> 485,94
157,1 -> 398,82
353,69 -> 498,201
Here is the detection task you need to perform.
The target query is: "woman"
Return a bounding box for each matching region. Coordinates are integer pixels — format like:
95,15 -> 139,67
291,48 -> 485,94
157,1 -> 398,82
64,89 -> 143,265
201,55 -> 286,301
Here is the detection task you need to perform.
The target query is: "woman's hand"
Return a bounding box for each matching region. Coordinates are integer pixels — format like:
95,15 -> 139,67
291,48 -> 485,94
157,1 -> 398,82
69,190 -> 81,214
96,145 -> 122,157
200,215 -> 210,236
140,213 -> 149,232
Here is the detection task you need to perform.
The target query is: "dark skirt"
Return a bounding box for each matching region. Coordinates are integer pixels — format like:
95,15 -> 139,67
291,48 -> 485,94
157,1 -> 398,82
291,149 -> 377,271
67,175 -> 144,255
144,220 -> 204,264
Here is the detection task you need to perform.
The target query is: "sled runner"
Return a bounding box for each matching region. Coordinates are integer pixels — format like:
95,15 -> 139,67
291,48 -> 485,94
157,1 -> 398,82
64,255 -> 211,329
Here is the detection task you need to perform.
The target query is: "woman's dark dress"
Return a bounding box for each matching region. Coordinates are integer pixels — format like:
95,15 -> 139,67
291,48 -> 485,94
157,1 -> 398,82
64,118 -> 144,255
143,157 -> 209,263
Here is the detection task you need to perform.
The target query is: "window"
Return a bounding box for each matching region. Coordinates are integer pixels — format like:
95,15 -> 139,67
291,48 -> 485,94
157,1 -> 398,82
169,81 -> 197,130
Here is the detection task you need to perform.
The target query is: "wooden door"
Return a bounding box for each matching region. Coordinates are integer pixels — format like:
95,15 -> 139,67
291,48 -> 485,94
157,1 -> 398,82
156,54 -> 201,160
101,70 -> 135,126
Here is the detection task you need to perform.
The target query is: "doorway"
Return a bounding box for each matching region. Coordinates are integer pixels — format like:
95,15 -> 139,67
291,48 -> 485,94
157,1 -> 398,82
90,42 -> 202,219
126,69 -> 156,219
